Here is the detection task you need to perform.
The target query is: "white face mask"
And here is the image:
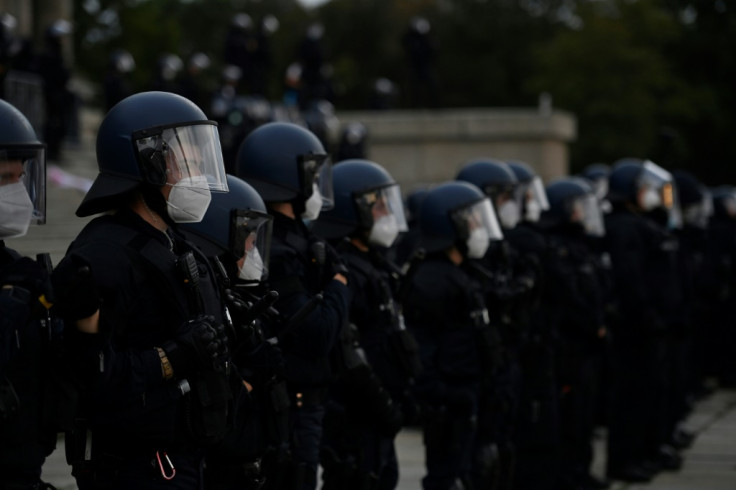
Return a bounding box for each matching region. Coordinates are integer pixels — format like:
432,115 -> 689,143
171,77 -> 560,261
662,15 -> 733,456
302,184 -> 322,220
466,227 -> 490,259
0,182 -> 34,239
368,214 -> 400,248
497,200 -> 520,229
525,199 -> 542,222
239,247 -> 265,281
166,175 -> 212,223
639,188 -> 661,211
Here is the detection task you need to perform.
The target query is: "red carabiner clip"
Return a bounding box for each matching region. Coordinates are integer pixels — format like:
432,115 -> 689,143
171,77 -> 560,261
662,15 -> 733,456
156,450 -> 176,480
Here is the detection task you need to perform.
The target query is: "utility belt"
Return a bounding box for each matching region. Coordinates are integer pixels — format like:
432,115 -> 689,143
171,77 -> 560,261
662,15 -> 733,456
288,386 -> 327,408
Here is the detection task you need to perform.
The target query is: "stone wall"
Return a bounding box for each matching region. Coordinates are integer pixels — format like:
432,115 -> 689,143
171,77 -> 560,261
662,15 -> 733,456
336,107 -> 577,193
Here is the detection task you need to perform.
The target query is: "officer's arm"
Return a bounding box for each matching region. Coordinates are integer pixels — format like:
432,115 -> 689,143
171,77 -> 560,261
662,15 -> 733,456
280,278 -> 350,356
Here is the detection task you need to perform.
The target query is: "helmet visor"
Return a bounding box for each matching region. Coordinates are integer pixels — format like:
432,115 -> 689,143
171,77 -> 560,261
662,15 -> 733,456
527,176 -> 550,210
0,146 -> 46,224
573,193 -> 605,237
355,183 -> 409,232
518,175 -> 549,222
638,160 -> 682,228
134,121 -> 228,192
231,209 -> 273,282
299,153 -> 333,210
452,197 -> 504,243
683,190 -> 713,229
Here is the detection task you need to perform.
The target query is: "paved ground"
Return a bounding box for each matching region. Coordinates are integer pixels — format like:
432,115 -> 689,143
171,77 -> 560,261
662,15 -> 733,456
10,107 -> 736,489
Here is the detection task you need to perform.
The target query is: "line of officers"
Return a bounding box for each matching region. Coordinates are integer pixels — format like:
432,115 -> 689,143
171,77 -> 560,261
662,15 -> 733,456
1,91 -> 733,490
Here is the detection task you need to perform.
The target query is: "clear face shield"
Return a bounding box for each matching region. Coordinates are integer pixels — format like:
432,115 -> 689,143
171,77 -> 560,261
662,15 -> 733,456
683,189 -> 713,229
452,198 -> 504,259
299,153 -> 334,211
571,193 -> 605,237
133,121 -> 228,192
0,146 -> 46,229
355,184 -> 409,248
720,192 -> 736,219
519,176 -> 549,222
231,209 -> 273,282
637,160 -> 682,229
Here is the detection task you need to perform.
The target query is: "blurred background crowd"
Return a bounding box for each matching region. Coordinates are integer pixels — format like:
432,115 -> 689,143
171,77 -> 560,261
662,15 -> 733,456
0,0 -> 735,182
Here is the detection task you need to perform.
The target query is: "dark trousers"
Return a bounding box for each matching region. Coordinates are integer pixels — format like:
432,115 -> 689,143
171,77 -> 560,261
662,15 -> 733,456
421,403 -> 478,490
290,403 -> 325,490
606,337 -> 665,472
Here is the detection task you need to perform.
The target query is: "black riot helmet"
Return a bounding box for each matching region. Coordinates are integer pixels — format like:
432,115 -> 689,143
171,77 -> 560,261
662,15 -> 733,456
608,158 -> 682,228
672,170 -> 711,229
544,177 -> 605,236
311,159 -> 407,247
419,181 -> 503,258
78,91 -> 228,218
235,121 -> 333,217
581,163 -> 611,201
506,159 -> 549,223
456,158 -> 520,229
181,174 -> 272,283
405,186 -> 429,226
0,99 -> 46,238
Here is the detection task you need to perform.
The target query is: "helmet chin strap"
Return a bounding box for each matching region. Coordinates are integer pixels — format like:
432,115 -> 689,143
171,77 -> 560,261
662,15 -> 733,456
291,195 -> 306,217
140,183 -> 175,226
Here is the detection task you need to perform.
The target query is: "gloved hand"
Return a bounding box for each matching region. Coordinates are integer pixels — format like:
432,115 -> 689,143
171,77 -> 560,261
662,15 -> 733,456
376,398 -> 404,437
242,340 -> 285,382
1,257 -> 51,299
325,243 -> 349,280
165,315 -> 228,377
51,254 -> 100,320
309,237 -> 349,283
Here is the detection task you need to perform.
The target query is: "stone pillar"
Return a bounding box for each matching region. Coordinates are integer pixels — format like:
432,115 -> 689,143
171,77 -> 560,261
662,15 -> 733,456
336,108 -> 577,193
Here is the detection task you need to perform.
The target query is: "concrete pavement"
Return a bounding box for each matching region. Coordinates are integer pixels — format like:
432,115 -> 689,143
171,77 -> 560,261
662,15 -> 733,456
8,106 -> 736,489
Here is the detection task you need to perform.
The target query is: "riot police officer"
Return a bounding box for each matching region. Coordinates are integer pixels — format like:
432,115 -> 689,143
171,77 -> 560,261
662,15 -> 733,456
181,174 -> 291,489
542,177 -> 609,490
580,163 -> 612,213
51,91 -> 233,490
103,49 -> 135,112
703,186 -> 736,388
603,158 -> 685,483
403,181 -> 503,490
235,122 -> 350,490
670,170 -> 710,449
312,159 -> 418,489
504,160 -> 558,490
0,98 -> 61,490
456,158 -> 525,490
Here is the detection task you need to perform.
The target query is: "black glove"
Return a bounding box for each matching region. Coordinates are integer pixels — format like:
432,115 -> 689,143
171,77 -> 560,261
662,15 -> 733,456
165,315 -> 227,377
51,254 -> 100,320
309,237 -> 349,281
0,257 -> 51,299
377,397 -> 404,437
242,340 -> 285,381
325,243 -> 349,279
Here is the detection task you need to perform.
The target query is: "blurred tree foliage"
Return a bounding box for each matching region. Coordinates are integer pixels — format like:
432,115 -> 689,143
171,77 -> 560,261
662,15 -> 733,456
71,0 -> 736,181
